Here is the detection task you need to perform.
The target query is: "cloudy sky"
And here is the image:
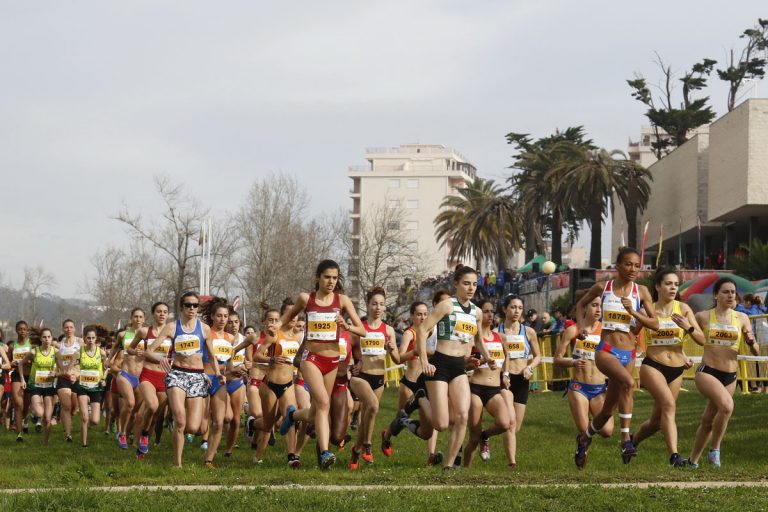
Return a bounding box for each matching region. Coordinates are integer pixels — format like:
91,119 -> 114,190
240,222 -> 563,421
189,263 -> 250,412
2,1 -> 765,298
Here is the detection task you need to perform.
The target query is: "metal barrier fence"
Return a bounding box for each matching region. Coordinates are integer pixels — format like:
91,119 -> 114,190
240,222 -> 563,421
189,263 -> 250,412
385,314 -> 768,395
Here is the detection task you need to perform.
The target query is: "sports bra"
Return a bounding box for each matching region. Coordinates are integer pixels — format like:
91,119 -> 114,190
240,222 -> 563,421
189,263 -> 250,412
360,320 -> 388,357
572,322 -> 602,361
647,301 -> 685,347
436,298 -> 478,343
600,280 -> 641,333
499,322 -> 531,360
704,309 -> 742,352
59,338 -> 81,367
170,319 -> 208,361
305,292 -> 341,344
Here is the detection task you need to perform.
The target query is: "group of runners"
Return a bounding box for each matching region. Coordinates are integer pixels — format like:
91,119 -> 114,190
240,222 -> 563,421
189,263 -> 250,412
0,252 -> 759,470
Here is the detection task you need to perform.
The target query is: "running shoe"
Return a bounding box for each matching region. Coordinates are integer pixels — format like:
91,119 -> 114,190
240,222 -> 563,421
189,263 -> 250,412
129,433 -> 135,445
453,447 -> 463,469
320,450 -> 336,470
118,433 -> 128,450
362,443 -> 374,464
205,461 -> 215,470
349,446 -> 361,470
338,433 -> 352,451
200,441 -> 209,451
480,437 -> 491,461
708,449 -> 721,468
22,421 -> 29,434
65,435 -> 72,443
224,452 -> 232,458
138,435 -> 149,454
381,431 -> 392,457
574,434 -> 592,469
288,454 -> 302,469
350,412 -> 359,430
16,434 -> 23,443
35,421 -> 43,433
681,458 -> 699,469
620,439 -> 637,465
268,431 -> 276,446
135,451 -> 145,460
404,388 -> 425,415
669,453 -> 684,468
508,462 -> 518,470
185,434 -> 194,444
245,416 -> 255,440
388,410 -> 407,437
279,405 -> 296,436
252,457 -> 263,465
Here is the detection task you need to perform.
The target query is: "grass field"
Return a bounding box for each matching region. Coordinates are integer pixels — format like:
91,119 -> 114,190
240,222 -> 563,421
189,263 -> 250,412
1,382 -> 766,510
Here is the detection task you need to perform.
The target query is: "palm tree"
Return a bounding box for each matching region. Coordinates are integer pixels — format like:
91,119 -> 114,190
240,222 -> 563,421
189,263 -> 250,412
434,178 -> 523,272
557,147 -> 623,268
612,157 -> 653,249
508,127 -> 591,265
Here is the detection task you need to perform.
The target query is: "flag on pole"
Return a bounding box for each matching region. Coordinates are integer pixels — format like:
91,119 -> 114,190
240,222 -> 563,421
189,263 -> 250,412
116,319 -> 122,331
639,220 -> 650,268
619,221 -> 625,248
232,296 -> 241,312
39,319 -> 44,328
656,224 -> 664,268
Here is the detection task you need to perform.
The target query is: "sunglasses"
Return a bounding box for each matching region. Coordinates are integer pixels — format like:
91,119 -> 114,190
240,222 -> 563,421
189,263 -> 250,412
183,302 -> 200,309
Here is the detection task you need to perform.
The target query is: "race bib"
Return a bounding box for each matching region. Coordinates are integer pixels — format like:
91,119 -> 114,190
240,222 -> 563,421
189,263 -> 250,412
13,348 -> 30,361
573,335 -> 600,360
481,341 -> 505,369
307,312 -> 337,341
174,334 -> 201,356
338,338 -> 348,362
154,339 -> 171,355
709,322 -> 739,347
650,320 -> 681,346
361,332 -> 386,356
231,350 -> 245,367
281,340 -> 301,363
212,338 -> 233,363
34,371 -> 54,388
451,312 -> 477,343
603,303 -> 632,332
505,334 -> 527,360
79,370 -> 100,389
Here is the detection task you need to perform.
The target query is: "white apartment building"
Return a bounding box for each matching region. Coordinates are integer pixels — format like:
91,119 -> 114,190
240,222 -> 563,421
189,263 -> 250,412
348,144 -> 477,300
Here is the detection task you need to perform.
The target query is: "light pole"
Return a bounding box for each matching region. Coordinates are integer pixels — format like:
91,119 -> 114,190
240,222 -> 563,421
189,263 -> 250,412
542,260 -> 556,312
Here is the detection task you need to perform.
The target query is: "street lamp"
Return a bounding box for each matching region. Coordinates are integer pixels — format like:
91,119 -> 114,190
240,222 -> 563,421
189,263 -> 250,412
542,260 -> 556,312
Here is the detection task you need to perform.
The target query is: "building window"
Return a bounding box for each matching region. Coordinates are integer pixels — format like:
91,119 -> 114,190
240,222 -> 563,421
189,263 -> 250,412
406,221 -> 418,230
388,221 -> 400,230
406,200 -> 419,209
388,179 -> 400,188
406,179 -> 419,188
388,200 -> 400,208
407,241 -> 418,251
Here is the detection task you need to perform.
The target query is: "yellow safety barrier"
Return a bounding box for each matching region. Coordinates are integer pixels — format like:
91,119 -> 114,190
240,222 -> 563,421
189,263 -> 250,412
384,352 -> 402,388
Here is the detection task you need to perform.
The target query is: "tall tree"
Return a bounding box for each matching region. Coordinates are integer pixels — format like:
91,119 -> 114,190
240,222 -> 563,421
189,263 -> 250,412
717,18 -> 768,111
612,157 -> 653,249
627,56 -> 717,158
434,178 -> 523,272
21,266 -> 56,323
508,127 -> 590,265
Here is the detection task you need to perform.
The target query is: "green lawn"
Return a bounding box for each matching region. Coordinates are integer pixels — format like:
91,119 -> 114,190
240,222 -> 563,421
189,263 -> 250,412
0,383 -> 765,493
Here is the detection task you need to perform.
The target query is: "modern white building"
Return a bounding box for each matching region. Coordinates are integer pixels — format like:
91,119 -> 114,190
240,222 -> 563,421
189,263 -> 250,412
348,144 -> 477,300
613,98 -> 768,267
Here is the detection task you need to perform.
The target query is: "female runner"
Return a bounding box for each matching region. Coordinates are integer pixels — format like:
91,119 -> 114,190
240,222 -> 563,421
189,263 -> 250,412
464,299 -> 512,467
574,247 -> 658,468
416,265 -> 495,469
130,301 -> 170,455
686,277 -> 758,468
109,307 -> 145,449
9,321 -> 33,441
144,292 -> 224,468
554,294 -> 614,458
632,269 -> 703,466
55,319 -> 81,441
223,307 -> 247,457
21,328 -> 57,444
201,297 -> 233,467
347,287 -> 398,469
252,309 -> 301,467
278,259 -> 366,469
76,326 -> 108,447
234,311 -> 277,455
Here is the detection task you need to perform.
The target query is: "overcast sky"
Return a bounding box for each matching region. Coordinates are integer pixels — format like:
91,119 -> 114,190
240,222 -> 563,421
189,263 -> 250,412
2,1 -> 766,298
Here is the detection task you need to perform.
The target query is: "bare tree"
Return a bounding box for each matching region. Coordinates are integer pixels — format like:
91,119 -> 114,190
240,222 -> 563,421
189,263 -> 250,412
348,201 -> 432,314
234,173 -> 342,324
21,266 -> 56,322
114,176 -> 213,315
